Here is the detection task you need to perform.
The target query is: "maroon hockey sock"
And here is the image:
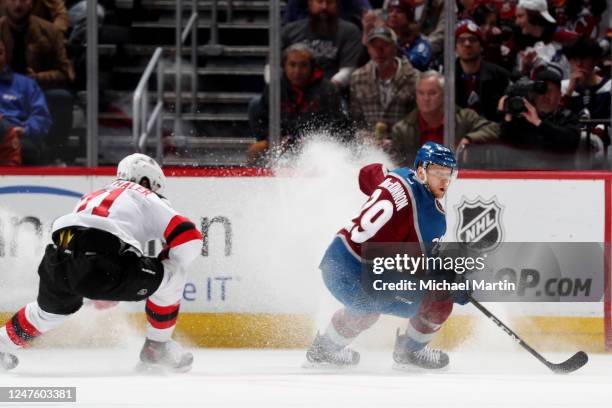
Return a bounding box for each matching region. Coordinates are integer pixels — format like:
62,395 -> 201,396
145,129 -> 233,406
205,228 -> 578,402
405,293 -> 453,347
327,308 -> 380,345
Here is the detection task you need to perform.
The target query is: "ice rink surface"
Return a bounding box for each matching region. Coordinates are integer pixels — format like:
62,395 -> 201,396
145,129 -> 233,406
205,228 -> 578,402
1,347 -> 611,408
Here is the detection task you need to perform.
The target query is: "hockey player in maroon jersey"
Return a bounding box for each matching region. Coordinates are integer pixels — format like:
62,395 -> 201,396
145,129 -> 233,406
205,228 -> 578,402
0,153 -> 203,372
306,142 -> 464,370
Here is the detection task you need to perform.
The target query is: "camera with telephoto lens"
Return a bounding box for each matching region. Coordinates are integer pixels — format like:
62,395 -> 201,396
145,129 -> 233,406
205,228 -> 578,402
503,77 -> 547,117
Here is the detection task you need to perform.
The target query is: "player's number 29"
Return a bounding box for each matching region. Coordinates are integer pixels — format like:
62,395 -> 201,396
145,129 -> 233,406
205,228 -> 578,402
347,189 -> 393,244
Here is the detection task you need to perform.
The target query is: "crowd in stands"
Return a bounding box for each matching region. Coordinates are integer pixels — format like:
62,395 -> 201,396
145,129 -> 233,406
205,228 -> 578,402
0,0 -> 608,169
0,0 -> 91,166
249,0 -> 611,170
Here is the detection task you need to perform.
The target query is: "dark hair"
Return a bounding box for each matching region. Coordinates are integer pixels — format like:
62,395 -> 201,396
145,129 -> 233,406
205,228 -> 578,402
525,9 -> 556,41
563,36 -> 603,60
526,9 -> 553,29
564,0 -> 607,20
472,4 -> 497,27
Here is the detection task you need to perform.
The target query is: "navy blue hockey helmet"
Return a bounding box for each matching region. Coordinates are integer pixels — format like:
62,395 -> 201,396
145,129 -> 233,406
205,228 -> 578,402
413,142 -> 457,171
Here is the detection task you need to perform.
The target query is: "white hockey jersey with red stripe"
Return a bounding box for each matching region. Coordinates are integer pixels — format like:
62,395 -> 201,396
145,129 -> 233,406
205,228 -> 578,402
52,180 -> 202,268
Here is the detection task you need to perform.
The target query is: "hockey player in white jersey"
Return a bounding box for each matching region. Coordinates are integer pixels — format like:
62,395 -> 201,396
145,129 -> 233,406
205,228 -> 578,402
0,153 -> 203,372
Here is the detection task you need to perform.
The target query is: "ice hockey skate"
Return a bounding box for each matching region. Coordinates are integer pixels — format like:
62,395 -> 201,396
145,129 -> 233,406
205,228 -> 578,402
392,330 -> 449,371
138,339 -> 193,373
304,332 -> 360,368
0,350 -> 18,371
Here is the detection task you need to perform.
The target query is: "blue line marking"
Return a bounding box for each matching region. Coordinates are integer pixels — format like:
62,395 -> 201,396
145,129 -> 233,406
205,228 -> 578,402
0,185 -> 83,198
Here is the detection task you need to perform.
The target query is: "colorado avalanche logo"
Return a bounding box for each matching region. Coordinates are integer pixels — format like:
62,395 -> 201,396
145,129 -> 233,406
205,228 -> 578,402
455,197 -> 504,252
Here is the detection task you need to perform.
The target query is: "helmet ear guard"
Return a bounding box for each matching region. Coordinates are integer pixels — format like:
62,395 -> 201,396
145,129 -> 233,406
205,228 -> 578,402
116,153 -> 166,194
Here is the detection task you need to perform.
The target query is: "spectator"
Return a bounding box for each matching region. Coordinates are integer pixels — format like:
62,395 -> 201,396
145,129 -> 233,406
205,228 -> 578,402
390,70 -> 498,167
386,0 -> 431,71
562,36 -> 611,121
0,0 -> 74,163
283,0 -> 372,27
0,37 -> 52,165
455,20 -> 511,122
350,26 -> 417,140
470,2 -> 516,70
281,0 -> 363,90
561,0 -> 608,40
31,0 -> 69,34
375,1 -> 445,58
457,0 -> 479,21
0,0 -> 72,87
498,63 -> 581,168
513,0 -> 577,77
412,0 -> 445,56
247,44 -> 345,163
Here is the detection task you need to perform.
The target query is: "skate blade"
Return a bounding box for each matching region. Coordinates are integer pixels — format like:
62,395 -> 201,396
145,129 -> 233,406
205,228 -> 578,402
135,361 -> 192,374
302,360 -> 357,370
392,362 -> 449,373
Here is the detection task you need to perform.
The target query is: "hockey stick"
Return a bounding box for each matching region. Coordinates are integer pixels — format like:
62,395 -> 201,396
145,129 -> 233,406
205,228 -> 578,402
468,296 -> 588,374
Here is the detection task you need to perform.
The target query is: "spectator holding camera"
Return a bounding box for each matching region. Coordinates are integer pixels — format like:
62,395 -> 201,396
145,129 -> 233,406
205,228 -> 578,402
455,20 -> 511,122
0,37 -> 52,165
562,36 -> 610,121
498,63 -> 580,167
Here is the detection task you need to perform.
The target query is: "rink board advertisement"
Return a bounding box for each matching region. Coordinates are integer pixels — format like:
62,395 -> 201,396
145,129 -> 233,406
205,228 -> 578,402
0,168 -> 610,351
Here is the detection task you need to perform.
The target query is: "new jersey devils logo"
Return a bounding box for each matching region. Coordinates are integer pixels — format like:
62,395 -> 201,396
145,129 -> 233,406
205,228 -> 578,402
455,197 -> 504,252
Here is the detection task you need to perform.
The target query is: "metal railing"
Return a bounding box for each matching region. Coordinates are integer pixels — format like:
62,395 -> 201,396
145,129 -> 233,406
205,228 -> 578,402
268,0 -> 281,147
133,0 -> 199,162
86,0 -> 98,166
132,47 -> 164,163
175,0 -> 200,135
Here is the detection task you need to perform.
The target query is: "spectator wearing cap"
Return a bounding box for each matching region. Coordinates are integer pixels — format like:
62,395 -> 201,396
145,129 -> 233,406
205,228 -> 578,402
455,20 -> 511,122
247,43 -> 345,164
349,26 -> 418,140
562,36 -> 611,121
0,37 -> 52,165
386,0 -> 431,71
390,70 -> 498,167
497,63 -> 581,167
281,0 -> 364,90
513,0 -> 577,77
